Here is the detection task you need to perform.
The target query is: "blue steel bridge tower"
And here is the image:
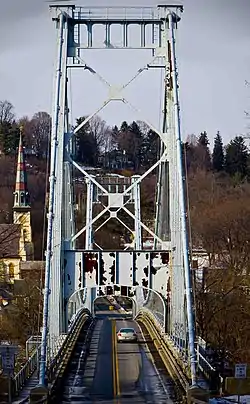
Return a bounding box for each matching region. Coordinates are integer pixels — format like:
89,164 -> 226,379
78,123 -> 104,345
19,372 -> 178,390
39,3 -> 196,387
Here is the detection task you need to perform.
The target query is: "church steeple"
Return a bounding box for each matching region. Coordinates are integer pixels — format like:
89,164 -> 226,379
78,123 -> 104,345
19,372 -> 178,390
13,126 -> 33,261
13,126 -> 30,210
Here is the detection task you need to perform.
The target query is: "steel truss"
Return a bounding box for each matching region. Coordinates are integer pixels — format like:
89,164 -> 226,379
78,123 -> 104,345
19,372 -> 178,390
39,4 -> 197,387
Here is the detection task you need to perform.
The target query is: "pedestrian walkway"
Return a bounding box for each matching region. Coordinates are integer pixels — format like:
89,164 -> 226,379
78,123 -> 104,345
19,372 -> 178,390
12,371 -> 38,404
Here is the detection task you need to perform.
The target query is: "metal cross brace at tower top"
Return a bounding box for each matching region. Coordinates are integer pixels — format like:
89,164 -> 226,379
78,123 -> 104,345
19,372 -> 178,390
49,3 -> 182,251
38,3 -> 197,388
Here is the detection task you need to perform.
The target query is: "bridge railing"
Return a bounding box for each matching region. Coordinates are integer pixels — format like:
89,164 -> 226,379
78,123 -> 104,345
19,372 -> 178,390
47,308 -> 91,385
67,285 -> 167,326
139,287 -> 166,329
134,287 -> 220,391
13,347 -> 40,397
66,285 -> 218,390
136,306 -> 220,392
11,308 -> 91,400
67,288 -> 89,324
136,307 -> 190,391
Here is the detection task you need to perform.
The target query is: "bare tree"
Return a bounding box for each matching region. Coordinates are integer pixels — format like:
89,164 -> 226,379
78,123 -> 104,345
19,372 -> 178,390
190,175 -> 250,362
18,116 -> 33,147
0,224 -> 22,260
136,120 -> 149,136
102,126 -> 113,150
196,264 -> 250,363
29,112 -> 51,158
0,272 -> 41,345
192,192 -> 250,271
87,115 -> 111,165
186,134 -> 198,145
0,100 -> 15,125
89,116 -> 109,150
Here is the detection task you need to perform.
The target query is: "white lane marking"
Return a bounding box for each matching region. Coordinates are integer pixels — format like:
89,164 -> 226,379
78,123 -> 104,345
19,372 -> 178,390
136,321 -> 172,398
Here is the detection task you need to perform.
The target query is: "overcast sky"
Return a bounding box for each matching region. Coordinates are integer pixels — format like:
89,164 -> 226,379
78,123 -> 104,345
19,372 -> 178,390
1,0 -> 250,144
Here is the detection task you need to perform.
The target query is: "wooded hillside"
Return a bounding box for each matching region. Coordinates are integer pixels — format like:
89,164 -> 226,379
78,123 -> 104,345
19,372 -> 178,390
1,99 -> 250,367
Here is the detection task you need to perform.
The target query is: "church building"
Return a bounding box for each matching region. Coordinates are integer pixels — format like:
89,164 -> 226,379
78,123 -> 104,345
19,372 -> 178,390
0,129 -> 34,281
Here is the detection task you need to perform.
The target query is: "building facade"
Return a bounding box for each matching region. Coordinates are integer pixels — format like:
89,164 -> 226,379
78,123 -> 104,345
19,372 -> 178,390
0,129 -> 34,281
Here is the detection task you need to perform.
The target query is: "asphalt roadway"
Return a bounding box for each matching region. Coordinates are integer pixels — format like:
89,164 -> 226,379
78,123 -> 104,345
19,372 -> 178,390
61,312 -> 176,403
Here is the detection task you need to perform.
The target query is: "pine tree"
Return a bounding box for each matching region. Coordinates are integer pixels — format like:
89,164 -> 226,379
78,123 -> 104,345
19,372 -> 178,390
120,121 -> 129,133
0,121 -> 20,155
129,121 -> 143,170
198,131 -> 209,147
197,131 -> 211,170
212,131 -> 224,172
225,136 -> 248,178
74,117 -> 96,165
142,129 -> 158,168
111,125 -> 119,146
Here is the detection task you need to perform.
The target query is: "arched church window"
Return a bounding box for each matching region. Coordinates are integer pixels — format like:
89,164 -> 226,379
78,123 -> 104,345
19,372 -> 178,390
20,193 -> 24,204
9,263 -> 14,279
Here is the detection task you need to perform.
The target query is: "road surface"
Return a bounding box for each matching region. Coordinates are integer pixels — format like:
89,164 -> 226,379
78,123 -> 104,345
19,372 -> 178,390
61,313 -> 176,403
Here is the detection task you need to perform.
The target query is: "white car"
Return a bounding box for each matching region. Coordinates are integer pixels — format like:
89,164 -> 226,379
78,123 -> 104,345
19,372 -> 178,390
117,328 -> 137,343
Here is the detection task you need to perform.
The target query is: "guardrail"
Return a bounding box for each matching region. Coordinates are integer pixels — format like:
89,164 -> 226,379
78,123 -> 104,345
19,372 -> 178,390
11,308 -> 93,403
28,309 -> 94,403
136,308 -> 190,393
13,348 -> 40,397
136,308 -> 221,398
47,309 -> 93,389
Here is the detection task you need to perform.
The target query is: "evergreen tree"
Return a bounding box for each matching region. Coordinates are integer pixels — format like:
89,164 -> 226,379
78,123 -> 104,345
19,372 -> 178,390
197,131 -> 211,170
225,136 -> 248,178
74,117 -> 96,166
120,121 -> 129,133
198,131 -> 209,147
212,131 -> 224,172
111,125 -> 119,147
129,121 -> 143,170
142,129 -> 158,168
0,121 -> 20,155
115,121 -> 143,170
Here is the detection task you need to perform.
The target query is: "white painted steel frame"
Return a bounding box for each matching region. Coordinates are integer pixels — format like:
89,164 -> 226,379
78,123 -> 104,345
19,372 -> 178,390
42,3 -> 197,388
39,12 -> 68,385
168,12 -> 196,384
85,178 -> 94,250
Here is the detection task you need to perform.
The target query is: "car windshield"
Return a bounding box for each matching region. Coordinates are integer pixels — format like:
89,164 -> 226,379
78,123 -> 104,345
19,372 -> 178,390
119,328 -> 135,333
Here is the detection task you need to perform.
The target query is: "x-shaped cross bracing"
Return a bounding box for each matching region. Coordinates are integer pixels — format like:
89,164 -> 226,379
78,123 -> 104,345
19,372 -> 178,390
71,150 -> 168,245
68,52 -> 170,246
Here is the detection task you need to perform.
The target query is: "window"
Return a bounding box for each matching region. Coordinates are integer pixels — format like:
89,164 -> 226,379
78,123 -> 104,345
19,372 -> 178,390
20,193 -> 24,204
192,259 -> 198,269
9,263 -> 14,279
0,263 -> 6,282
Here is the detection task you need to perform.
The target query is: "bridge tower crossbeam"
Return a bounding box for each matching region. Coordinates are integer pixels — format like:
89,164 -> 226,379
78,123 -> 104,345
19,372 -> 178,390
39,3 -> 196,388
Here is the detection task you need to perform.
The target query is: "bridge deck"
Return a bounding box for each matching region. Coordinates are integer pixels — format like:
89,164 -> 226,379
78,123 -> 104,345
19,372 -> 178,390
58,314 -> 177,403
12,371 -> 38,404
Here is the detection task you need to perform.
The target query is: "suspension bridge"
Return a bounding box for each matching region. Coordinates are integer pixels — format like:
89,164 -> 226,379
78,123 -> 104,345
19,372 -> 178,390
7,4 -> 218,403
